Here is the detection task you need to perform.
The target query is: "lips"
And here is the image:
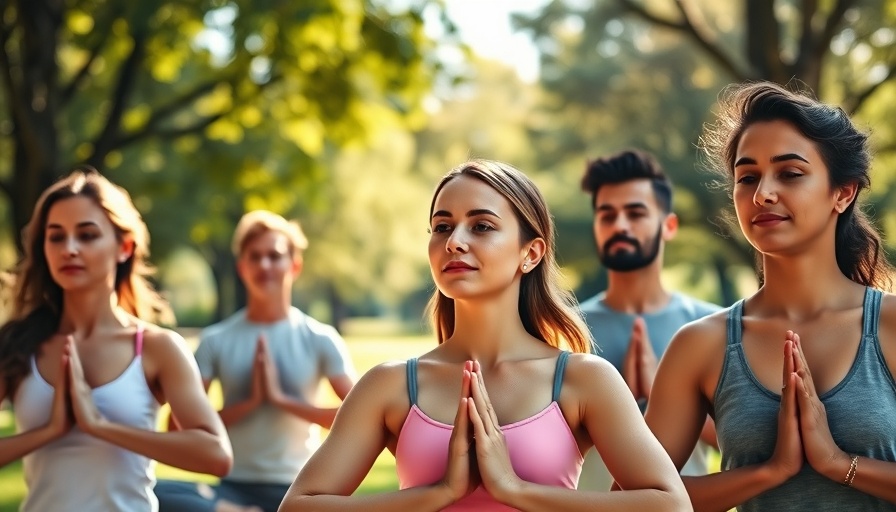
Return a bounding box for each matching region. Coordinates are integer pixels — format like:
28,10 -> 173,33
751,213 -> 790,225
443,261 -> 476,272
59,265 -> 85,273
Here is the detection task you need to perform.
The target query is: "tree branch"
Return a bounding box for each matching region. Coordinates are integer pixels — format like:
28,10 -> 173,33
618,0 -> 747,81
87,32 -> 148,166
617,0 -> 685,30
815,0 -> 857,57
110,71 -> 282,151
61,17 -> 117,105
846,63 -> 896,115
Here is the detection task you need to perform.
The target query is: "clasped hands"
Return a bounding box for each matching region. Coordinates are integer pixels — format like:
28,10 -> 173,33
771,330 -> 852,482
441,360 -> 521,504
622,317 -> 658,404
249,333 -> 289,407
46,335 -> 106,438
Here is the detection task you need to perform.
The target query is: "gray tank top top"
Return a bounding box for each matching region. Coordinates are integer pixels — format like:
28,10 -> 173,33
714,287 -> 896,511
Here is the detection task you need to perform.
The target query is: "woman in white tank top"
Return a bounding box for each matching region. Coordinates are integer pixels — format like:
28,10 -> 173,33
0,167 -> 233,511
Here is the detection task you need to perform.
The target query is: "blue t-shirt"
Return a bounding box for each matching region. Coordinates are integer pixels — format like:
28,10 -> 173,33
195,307 -> 354,484
576,291 -> 720,490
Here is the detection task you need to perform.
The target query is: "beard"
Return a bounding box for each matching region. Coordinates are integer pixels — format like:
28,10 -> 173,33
597,225 -> 663,272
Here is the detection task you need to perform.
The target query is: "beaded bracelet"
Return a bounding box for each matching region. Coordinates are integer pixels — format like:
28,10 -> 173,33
843,455 -> 859,487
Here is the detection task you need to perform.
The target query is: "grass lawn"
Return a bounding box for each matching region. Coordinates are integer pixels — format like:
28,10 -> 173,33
0,334 -> 431,512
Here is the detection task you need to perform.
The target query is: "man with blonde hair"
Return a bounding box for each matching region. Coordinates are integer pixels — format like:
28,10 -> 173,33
156,210 -> 356,512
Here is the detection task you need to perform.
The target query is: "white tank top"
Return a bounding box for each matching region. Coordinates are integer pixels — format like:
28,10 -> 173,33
13,328 -> 160,511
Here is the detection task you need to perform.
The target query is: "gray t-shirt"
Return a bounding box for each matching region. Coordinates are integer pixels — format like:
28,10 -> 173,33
195,307 -> 354,484
577,291 -> 721,490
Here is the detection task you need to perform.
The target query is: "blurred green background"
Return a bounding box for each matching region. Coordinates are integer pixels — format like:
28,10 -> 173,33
2,0 -> 895,508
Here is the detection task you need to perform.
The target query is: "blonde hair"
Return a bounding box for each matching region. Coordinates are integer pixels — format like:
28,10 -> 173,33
231,210 -> 308,258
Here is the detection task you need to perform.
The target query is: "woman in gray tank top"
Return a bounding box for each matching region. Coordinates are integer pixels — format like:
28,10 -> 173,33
642,81 -> 896,511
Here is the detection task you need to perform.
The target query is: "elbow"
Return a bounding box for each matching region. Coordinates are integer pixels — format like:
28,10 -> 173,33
212,447 -> 234,477
205,441 -> 234,477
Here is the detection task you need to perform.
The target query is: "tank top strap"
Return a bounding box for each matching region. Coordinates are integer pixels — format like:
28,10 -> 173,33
551,351 -> 571,402
406,358 -> 418,406
135,326 -> 145,356
861,286 -> 882,338
726,300 -> 745,345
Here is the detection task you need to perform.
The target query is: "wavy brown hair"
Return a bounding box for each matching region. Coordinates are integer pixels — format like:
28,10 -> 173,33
426,160 -> 592,353
701,81 -> 893,290
0,167 -> 173,389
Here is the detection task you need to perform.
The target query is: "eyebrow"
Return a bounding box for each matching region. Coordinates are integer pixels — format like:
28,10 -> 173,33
431,208 -> 501,220
596,202 -> 648,212
46,221 -> 101,229
734,153 -> 810,167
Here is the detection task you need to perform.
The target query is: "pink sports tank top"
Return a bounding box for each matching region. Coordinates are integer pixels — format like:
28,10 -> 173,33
395,351 -> 583,511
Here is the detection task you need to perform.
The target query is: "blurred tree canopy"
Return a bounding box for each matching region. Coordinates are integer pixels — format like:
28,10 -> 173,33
0,0 -> 460,320
516,0 -> 896,304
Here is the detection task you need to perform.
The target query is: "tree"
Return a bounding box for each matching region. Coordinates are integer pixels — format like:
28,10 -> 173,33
0,0 -> 454,254
516,0 -> 896,304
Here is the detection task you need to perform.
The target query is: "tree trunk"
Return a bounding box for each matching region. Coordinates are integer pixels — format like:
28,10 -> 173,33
7,0 -> 65,252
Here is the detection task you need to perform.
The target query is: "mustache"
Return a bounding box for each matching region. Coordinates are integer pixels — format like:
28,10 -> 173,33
602,234 -> 641,253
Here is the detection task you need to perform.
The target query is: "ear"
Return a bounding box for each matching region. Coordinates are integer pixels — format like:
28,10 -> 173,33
520,237 -> 547,273
291,255 -> 304,278
118,238 -> 135,263
661,212 -> 679,242
834,181 -> 859,214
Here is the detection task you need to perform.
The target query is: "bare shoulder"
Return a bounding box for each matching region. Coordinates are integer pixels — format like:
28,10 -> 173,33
343,360 -> 411,408
666,308 -> 729,359
138,324 -> 192,361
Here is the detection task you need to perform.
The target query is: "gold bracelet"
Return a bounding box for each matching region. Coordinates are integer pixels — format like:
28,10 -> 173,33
843,455 -> 859,487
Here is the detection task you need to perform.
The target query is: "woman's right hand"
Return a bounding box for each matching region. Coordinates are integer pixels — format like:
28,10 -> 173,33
49,338 -> 73,438
767,333 -> 803,481
440,360 -> 478,502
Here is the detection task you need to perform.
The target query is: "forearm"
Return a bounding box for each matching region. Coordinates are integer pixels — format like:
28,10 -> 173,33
0,426 -> 61,467
499,481 -> 690,512
275,396 -> 339,428
683,464 -> 786,512
822,455 -> 896,504
90,420 -> 232,476
279,483 -> 455,512
217,398 -> 260,426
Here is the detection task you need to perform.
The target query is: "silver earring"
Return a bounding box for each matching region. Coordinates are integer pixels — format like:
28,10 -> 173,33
522,262 -> 528,271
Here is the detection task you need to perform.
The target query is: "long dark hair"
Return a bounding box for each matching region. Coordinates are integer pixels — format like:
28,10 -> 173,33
0,167 -> 172,389
426,160 -> 592,353
701,81 -> 892,290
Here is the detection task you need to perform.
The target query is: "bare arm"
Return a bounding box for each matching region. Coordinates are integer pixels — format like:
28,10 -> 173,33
645,320 -> 799,512
271,373 -> 354,429
279,362 -> 456,511
68,330 -> 233,476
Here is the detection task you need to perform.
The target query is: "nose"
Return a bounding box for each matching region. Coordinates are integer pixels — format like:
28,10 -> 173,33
753,177 -> 778,206
64,236 -> 79,257
611,214 -> 631,234
446,228 -> 469,254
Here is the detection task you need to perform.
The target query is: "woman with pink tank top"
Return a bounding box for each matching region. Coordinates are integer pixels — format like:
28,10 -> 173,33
0,168 -> 233,511
280,161 -> 691,511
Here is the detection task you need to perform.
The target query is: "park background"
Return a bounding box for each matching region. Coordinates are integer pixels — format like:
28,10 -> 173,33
1,0 -> 896,508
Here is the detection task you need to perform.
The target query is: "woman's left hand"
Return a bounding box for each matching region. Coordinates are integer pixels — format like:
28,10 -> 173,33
790,331 -> 850,480
467,361 -> 522,502
65,336 -> 106,435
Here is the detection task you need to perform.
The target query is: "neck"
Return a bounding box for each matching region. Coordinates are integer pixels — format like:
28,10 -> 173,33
602,263 -> 670,314
60,288 -> 127,339
443,289 -> 536,366
245,293 -> 291,323
754,248 -> 864,319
